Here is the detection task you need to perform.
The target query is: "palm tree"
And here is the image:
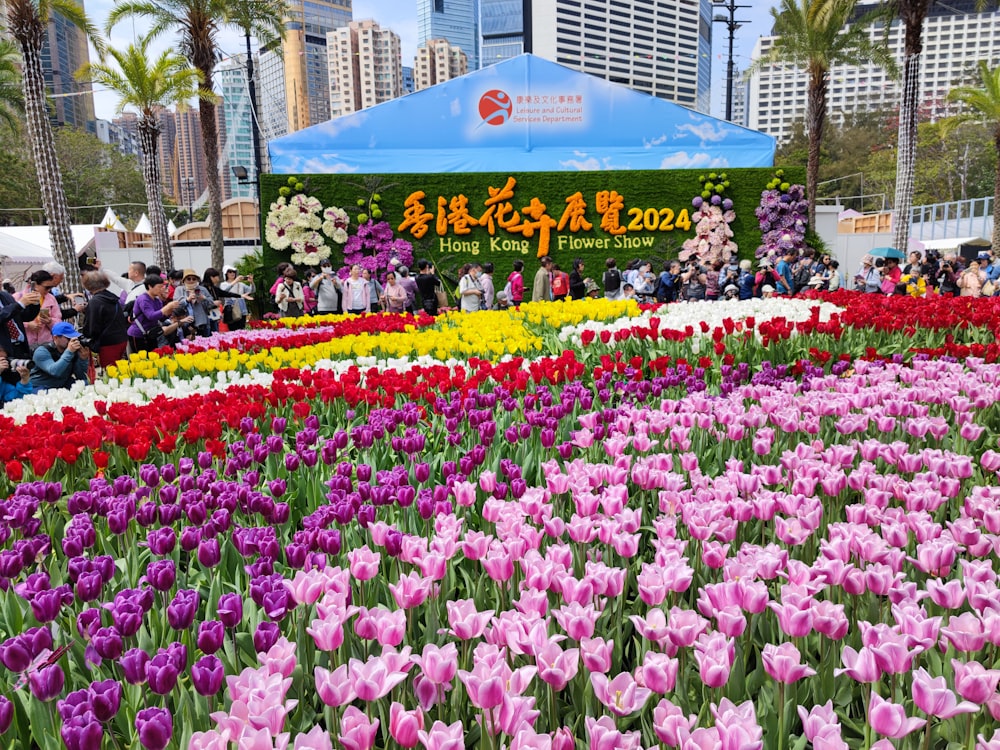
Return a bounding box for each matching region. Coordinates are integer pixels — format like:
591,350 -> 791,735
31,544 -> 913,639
888,0 -> 995,252
749,0 -> 895,228
0,37 -> 25,131
947,61 -> 1000,253
228,0 -> 287,206
5,0 -> 103,294
107,0 -> 285,272
78,36 -> 203,271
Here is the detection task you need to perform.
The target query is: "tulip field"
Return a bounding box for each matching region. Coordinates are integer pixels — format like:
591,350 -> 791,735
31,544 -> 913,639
3,291 -> 1000,750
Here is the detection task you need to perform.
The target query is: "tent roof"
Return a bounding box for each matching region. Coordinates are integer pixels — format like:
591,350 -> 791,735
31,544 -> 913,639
920,236 -> 991,251
269,54 -> 775,174
134,214 -> 152,234
100,207 -> 128,232
0,225 -> 96,261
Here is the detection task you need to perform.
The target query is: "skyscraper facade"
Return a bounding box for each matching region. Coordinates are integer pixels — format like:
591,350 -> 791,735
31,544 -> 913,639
257,0 -> 352,140
480,0 -> 523,67
418,0 -> 479,71
747,0 -> 1000,143
217,57 -> 258,200
174,109 -> 208,214
414,38 -> 469,91
25,1 -> 96,130
328,20 -> 403,118
524,0 -> 713,112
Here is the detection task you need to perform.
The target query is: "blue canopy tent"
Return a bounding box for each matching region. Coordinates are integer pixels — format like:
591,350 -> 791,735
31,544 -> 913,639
268,54 -> 775,174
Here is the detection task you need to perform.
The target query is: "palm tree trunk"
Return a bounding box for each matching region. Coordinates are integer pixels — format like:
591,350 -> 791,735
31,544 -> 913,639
199,86 -> 226,271
806,66 -> 828,229
993,126 -> 1000,255
15,27 -> 81,294
138,116 -> 173,271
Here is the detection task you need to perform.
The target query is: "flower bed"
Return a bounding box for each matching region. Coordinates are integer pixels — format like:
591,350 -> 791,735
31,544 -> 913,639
2,294 -> 1000,750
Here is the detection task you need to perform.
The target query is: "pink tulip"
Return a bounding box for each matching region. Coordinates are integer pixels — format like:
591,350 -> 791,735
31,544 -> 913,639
767,600 -> 813,638
666,607 -> 709,649
446,600 -> 494,640
482,546 -> 514,582
712,698 -> 762,750
869,632 -> 922,676
284,570 -> 326,606
590,671 -> 653,716
293,726 -> 333,750
552,602 -> 599,640
762,643 -> 816,684
189,730 -> 230,750
416,720 -> 465,750
694,631 -> 734,689
585,716 -> 643,750
653,698 -> 697,747
835,645 -> 882,684
911,667 -> 978,719
350,655 -> 409,701
339,706 -> 378,750
638,651 -> 678,694
797,701 -> 839,742
810,601 -> 849,640
260,637 -> 297,678
580,637 -> 613,674
413,643 -> 458,685
389,702 -> 424,748
347,546 -> 380,581
389,572 -> 433,610
457,663 -> 505,710
952,659 -> 1000,704
315,665 -> 356,707
976,729 -> 1000,750
453,480 -> 477,506
307,616 -> 345,652
941,612 -> 986,652
507,727 -> 551,750
535,642 -> 579,691
868,693 -> 926,739
496,694 -> 541,736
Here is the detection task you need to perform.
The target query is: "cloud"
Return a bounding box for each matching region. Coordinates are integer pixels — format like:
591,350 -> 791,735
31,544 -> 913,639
675,119 -> 729,145
558,151 -> 631,171
271,153 -> 359,174
659,152 -> 729,169
643,134 -> 668,149
450,98 -> 463,117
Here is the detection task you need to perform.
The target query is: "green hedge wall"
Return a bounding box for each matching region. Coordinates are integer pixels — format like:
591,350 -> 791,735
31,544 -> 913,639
260,167 -> 804,287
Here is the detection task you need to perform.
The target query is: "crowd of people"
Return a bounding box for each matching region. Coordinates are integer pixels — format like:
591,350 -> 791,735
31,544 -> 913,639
0,260 -> 254,405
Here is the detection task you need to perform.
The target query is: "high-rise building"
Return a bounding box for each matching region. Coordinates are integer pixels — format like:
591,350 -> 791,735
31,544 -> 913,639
414,38 -> 469,91
402,66 -> 415,94
328,20 -> 403,118
174,108 -> 208,214
258,0 -> 352,141
94,119 -> 140,157
418,0 -> 479,71
217,57 -> 259,200
480,0 -> 523,67
524,0 -> 713,112
747,0 -> 1000,143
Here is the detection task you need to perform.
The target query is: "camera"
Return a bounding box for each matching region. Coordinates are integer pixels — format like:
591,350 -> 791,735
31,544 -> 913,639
77,336 -> 94,349
10,359 -> 34,371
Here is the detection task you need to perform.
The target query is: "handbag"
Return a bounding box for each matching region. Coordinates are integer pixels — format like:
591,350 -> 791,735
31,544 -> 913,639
207,305 -> 222,322
435,285 -> 449,309
982,280 -> 996,297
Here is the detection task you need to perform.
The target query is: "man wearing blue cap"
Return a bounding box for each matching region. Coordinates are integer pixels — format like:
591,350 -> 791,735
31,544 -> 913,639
31,321 -> 91,391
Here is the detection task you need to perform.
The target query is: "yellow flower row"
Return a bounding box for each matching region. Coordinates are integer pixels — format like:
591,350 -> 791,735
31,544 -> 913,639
107,300 -> 638,382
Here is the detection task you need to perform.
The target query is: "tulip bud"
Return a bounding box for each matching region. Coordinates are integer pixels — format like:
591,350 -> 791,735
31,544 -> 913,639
191,655 -> 225,697
89,679 -> 122,722
118,648 -> 150,685
254,621 -> 280,654
216,593 -> 243,629
197,621 -> 225,655
135,707 -> 172,750
29,663 -> 64,701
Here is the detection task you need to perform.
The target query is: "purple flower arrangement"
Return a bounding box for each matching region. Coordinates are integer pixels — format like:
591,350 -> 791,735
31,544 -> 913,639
754,169 -> 812,264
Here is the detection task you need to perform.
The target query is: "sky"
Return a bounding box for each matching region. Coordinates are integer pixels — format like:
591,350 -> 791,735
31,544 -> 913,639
85,0 -> 778,122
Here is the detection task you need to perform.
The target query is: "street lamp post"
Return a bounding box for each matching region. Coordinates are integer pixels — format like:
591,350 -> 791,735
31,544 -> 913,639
712,0 -> 750,123
183,177 -> 195,223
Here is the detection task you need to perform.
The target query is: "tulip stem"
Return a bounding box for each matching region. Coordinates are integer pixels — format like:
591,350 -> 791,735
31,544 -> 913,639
921,721 -> 931,750
777,681 -> 785,750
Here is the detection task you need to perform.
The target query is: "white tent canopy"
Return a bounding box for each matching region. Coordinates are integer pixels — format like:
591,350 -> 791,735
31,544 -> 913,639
167,219 -> 177,236
919,236 -> 990,253
0,225 -> 98,281
133,214 -> 152,235
100,207 -> 128,232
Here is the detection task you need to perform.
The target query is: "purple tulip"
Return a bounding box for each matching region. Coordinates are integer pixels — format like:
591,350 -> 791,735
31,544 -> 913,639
166,642 -> 187,672
197,538 -> 221,568
254,621 -> 280,654
30,585 -> 72,623
414,463 -> 430,483
0,636 -> 31,672
77,608 -> 102,640
216,593 -> 243,629
57,688 -> 90,722
0,695 -> 12,734
144,560 -> 175,592
92,627 -> 123,660
109,602 -> 143,637
197,621 -> 225,655
29,663 -> 64,701
167,589 -> 199,631
60,715 -> 103,750
179,526 -> 201,552
145,653 -> 179,695
89,679 -> 122,722
191,655 -> 224,696
317,530 -> 341,555
145,528 -> 176,556
118,648 -> 150,685
135,707 -> 172,750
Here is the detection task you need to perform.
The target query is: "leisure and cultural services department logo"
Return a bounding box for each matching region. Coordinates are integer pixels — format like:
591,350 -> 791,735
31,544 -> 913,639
478,89 -> 512,126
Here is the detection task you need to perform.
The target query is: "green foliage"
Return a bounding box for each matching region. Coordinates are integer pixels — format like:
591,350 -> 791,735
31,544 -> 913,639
0,125 -> 147,226
260,168 -> 804,282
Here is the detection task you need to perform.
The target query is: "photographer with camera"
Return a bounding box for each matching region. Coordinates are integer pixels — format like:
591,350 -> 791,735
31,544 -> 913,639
937,256 -> 960,296
128,275 -> 187,352
0,351 -> 34,405
30,322 -> 90,391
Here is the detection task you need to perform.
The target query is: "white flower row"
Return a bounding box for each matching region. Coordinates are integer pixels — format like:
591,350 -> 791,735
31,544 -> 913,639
557,297 -> 843,347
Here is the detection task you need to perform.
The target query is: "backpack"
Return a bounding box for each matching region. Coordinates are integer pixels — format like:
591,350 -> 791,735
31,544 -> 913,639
551,271 -> 568,297
655,272 -> 672,302
793,261 -> 813,293
603,268 -> 621,293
